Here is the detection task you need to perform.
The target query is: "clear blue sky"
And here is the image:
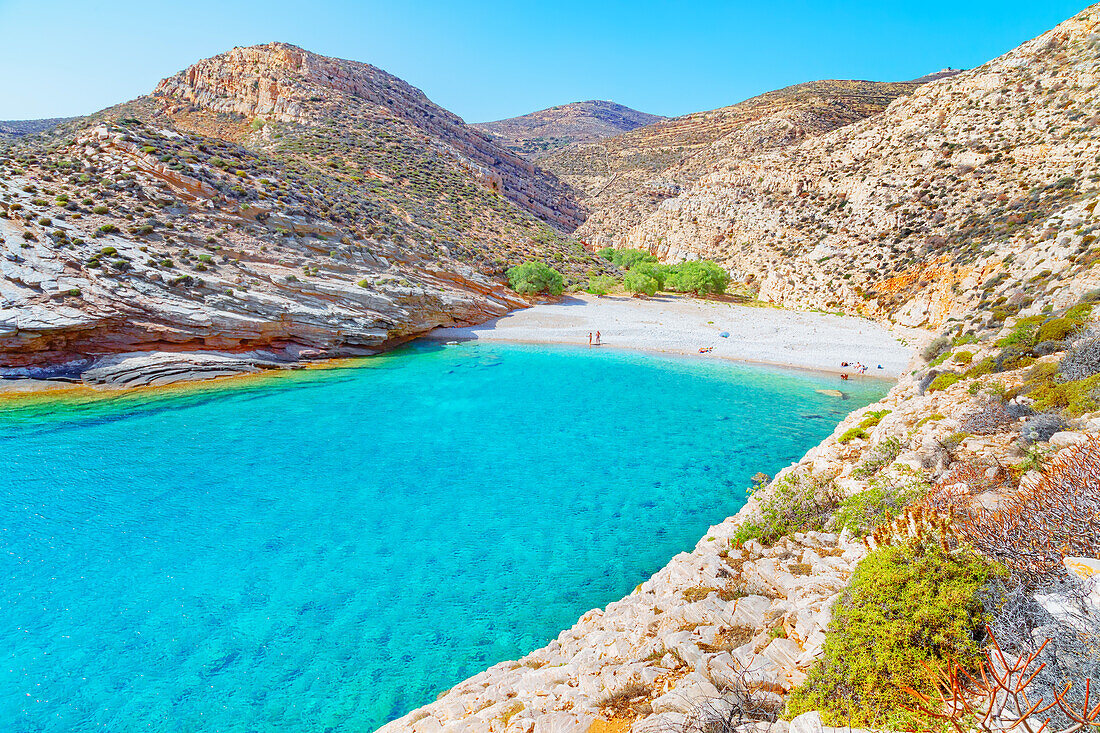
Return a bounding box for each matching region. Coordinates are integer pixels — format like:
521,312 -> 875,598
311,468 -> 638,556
0,0 -> 1091,122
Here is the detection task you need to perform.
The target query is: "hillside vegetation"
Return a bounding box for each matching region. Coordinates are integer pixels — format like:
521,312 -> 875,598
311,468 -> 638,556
0,43 -> 611,368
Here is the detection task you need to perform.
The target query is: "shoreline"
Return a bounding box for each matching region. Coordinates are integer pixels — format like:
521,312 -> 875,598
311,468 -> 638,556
430,333 -> 899,382
427,293 -> 923,380
0,295 -> 923,399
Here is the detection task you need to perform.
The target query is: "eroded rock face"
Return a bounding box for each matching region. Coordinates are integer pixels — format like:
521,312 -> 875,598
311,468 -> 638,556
621,5 -> 1100,329
0,123 -> 529,370
543,79 -> 931,251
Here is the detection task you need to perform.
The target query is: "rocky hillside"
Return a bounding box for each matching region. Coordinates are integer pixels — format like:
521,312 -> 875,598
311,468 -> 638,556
0,43 -> 608,378
0,117 -> 74,140
622,8 -> 1100,331
544,80 -> 935,249
473,101 -> 664,160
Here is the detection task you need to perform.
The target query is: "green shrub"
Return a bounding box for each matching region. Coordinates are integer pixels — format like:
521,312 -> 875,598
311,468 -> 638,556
97,224 -> 119,235
929,350 -> 952,367
1065,303 -> 1094,321
921,336 -> 951,362
964,356 -> 996,378
92,205 -> 109,215
506,261 -> 564,296
833,475 -> 927,535
1036,317 -> 1082,343
839,427 -> 868,444
916,413 -> 945,428
850,437 -> 903,479
952,351 -> 973,365
858,409 -> 891,430
927,373 -> 961,392
733,472 -> 840,547
785,541 -> 1000,729
585,274 -> 617,296
665,260 -> 729,295
996,318 -> 1041,348
624,270 -> 658,296
629,260 -> 668,289
1030,374 -> 1100,416
599,248 -> 656,269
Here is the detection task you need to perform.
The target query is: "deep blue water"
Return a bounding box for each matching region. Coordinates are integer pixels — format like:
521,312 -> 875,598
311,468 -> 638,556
0,342 -> 886,732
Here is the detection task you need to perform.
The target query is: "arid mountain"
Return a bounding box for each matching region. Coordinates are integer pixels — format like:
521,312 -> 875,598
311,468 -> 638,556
623,5 -> 1100,330
473,100 -> 664,159
0,43 -> 606,375
543,79 -> 940,248
0,117 -> 74,140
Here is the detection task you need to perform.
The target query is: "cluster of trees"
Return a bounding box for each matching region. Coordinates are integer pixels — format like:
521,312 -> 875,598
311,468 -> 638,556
590,248 -> 729,297
503,248 -> 730,298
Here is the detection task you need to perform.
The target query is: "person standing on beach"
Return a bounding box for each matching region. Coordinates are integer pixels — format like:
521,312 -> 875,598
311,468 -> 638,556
588,332 -> 593,346
595,331 -> 601,345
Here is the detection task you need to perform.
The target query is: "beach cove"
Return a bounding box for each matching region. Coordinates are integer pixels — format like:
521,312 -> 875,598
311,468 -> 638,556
0,340 -> 893,732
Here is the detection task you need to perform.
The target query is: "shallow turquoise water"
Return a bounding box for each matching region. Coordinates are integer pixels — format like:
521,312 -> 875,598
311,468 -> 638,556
0,342 -> 886,732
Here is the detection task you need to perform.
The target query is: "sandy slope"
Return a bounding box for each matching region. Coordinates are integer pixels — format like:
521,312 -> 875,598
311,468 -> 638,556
427,294 -> 920,378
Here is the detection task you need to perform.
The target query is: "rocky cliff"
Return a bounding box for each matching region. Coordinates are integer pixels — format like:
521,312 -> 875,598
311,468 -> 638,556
543,80 -> 936,250
474,101 -> 664,160
621,9 -> 1100,330
0,44 -> 611,379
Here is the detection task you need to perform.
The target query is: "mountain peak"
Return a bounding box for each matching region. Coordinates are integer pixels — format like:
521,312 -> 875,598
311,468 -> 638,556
473,100 -> 664,159
153,42 -> 428,125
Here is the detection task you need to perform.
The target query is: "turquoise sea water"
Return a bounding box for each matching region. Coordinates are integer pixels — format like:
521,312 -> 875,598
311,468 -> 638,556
0,342 -> 887,732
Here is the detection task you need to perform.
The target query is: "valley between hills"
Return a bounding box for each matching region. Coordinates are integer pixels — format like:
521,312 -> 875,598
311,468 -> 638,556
2,3 -> 1100,733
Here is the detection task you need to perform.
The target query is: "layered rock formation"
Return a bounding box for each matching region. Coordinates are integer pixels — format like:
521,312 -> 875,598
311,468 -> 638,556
0,44 -> 612,379
474,101 -> 664,160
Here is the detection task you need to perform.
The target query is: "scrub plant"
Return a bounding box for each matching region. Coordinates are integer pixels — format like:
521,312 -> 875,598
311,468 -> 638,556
733,471 -> 840,547
785,538 -> 1000,729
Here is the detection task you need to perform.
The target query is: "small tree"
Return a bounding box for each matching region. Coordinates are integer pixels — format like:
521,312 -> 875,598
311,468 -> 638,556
624,270 -> 658,296
666,260 -> 729,295
585,274 -> 617,296
506,261 -> 564,296
630,260 -> 668,290
598,247 -> 657,269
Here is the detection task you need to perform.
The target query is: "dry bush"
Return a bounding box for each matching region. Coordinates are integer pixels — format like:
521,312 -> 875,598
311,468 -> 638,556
950,438 -> 1100,586
982,576 -> 1100,731
961,400 -> 1017,435
1061,329 -> 1100,381
658,664 -> 781,733
599,682 -> 655,722
905,626 -> 1100,733
936,459 -> 1018,500
1022,412 -> 1068,444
